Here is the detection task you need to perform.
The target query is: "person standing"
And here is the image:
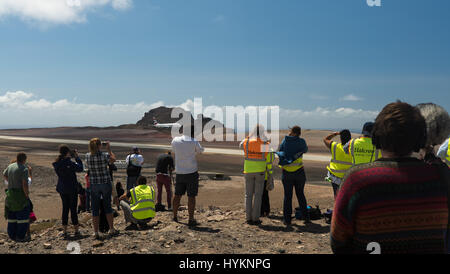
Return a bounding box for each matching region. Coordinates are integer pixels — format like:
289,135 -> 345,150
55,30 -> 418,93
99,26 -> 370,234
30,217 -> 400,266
331,101 -> 450,254
53,145 -> 84,238
277,126 -> 310,226
323,130 -> 353,198
155,151 -> 175,210
343,122 -> 382,166
85,138 -> 119,239
171,125 -> 204,227
84,171 -> 91,213
261,151 -> 274,217
125,146 -> 144,191
3,153 -> 31,242
240,124 -> 272,225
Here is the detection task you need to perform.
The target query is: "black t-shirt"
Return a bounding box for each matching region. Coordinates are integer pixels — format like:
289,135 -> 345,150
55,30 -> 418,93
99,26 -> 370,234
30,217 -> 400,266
155,154 -> 174,174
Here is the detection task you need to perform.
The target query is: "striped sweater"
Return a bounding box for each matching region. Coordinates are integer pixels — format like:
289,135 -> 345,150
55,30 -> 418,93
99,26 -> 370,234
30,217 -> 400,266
331,158 -> 450,254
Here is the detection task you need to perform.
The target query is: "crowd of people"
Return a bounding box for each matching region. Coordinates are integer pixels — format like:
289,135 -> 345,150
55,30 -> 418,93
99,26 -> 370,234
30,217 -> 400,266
2,101 -> 450,253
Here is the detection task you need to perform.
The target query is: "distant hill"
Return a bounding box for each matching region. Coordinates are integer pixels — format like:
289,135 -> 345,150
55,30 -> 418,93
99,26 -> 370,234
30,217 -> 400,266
136,106 -> 229,131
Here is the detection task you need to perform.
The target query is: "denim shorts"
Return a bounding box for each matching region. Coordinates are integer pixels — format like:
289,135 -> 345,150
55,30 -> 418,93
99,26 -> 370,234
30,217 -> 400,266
90,182 -> 113,217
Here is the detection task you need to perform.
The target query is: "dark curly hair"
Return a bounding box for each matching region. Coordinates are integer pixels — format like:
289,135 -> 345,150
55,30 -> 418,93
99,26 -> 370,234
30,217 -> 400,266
372,101 -> 426,156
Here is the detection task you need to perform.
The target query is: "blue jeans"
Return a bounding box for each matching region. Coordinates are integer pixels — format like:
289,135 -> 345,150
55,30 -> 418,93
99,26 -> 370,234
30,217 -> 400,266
282,168 -> 308,223
85,187 -> 91,211
90,183 -> 113,217
126,176 -> 138,191
7,204 -> 30,241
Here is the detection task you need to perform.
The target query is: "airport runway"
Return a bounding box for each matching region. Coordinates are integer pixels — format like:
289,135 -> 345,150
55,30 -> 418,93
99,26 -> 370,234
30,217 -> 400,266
0,135 -> 331,162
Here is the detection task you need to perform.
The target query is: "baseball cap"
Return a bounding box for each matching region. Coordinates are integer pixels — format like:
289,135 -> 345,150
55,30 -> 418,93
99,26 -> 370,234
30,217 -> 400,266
361,122 -> 374,137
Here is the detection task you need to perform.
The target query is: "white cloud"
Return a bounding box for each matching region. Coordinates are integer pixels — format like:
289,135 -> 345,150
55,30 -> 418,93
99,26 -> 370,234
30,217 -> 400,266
0,0 -> 133,25
340,94 -> 363,101
0,91 -> 379,130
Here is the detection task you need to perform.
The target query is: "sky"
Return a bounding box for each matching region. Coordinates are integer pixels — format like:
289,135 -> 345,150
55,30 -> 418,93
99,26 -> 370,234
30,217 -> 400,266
0,0 -> 449,130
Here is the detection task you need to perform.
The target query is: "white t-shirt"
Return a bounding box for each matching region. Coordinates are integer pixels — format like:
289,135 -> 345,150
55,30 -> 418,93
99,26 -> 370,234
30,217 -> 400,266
126,154 -> 144,167
171,135 -> 204,174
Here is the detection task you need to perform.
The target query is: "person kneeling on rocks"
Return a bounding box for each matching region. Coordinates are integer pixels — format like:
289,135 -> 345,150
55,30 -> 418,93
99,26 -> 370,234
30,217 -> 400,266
119,176 -> 156,230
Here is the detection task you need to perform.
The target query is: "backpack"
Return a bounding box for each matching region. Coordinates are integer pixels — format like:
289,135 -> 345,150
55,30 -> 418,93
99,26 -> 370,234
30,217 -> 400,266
126,155 -> 142,177
295,205 -> 323,220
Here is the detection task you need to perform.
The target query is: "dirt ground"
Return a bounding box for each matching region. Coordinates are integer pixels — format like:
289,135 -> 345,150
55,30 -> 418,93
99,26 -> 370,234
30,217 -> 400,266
0,128 -> 337,254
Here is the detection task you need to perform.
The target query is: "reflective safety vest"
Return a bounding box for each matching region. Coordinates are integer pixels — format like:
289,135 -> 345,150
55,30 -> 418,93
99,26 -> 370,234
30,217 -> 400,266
327,142 -> 352,178
349,137 -> 381,166
279,155 -> 304,172
130,185 -> 156,220
242,137 -> 271,174
265,152 -> 274,180
446,138 -> 450,166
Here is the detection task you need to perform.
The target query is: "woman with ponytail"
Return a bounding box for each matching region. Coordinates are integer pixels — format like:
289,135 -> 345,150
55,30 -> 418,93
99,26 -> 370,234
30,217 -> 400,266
52,145 -> 84,238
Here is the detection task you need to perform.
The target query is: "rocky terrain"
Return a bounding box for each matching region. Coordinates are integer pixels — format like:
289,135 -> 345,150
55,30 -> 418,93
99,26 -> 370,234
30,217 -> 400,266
0,205 -> 332,254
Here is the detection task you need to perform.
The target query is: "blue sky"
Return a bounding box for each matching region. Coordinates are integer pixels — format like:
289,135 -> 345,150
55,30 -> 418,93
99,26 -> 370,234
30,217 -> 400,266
0,0 -> 449,129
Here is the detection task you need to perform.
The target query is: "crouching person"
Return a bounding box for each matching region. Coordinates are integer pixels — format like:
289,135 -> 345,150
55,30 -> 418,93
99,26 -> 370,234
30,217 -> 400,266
119,176 -> 156,230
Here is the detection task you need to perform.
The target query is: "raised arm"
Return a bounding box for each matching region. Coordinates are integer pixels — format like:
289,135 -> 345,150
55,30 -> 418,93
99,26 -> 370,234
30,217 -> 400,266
324,132 -> 339,150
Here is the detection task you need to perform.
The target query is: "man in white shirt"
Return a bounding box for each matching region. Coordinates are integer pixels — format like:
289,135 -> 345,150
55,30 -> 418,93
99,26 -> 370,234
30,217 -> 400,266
171,126 -> 204,226
125,146 -> 144,191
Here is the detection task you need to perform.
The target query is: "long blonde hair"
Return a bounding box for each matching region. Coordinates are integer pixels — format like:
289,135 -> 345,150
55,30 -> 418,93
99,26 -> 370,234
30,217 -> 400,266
89,138 -> 101,154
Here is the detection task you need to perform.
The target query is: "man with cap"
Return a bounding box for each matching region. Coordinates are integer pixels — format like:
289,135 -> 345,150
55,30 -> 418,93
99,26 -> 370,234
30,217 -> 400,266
343,122 -> 382,166
125,146 -> 144,191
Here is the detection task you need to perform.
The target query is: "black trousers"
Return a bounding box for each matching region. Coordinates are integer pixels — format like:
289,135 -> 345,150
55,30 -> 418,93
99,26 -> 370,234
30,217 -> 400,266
60,193 -> 79,226
260,180 -> 270,215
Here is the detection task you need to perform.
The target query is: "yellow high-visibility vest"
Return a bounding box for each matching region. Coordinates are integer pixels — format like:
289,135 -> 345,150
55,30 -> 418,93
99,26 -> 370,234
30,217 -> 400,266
327,142 -> 353,178
242,137 -> 271,174
349,137 -> 381,166
279,155 -> 304,172
446,138 -> 450,166
265,152 -> 274,180
130,185 -> 156,220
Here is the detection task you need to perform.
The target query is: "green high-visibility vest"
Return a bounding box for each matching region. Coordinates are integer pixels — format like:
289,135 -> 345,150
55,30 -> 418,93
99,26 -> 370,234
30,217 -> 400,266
349,137 -> 381,166
130,185 -> 156,220
327,142 -> 352,178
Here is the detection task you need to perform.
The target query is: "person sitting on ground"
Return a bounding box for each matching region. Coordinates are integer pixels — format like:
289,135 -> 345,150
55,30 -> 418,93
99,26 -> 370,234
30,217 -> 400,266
155,151 -> 175,211
85,138 -> 119,239
125,146 -> 144,191
323,130 -> 352,198
331,101 -> 450,254
53,145 -> 84,239
3,153 -> 31,242
171,124 -> 204,227
119,176 -> 156,230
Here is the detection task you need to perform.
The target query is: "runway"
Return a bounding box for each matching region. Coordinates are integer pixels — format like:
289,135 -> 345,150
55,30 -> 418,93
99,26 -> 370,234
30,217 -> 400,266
0,135 -> 331,162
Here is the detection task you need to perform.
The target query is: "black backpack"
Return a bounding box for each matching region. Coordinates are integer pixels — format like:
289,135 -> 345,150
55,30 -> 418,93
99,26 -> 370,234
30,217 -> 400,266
126,155 -> 142,177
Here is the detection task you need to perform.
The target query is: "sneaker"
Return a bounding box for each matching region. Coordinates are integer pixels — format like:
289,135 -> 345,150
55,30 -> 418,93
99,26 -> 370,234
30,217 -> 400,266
251,220 -> 262,226
93,232 -> 101,240
188,219 -> 199,227
109,229 -> 120,237
125,224 -> 138,231
246,220 -> 253,225
283,220 -> 292,227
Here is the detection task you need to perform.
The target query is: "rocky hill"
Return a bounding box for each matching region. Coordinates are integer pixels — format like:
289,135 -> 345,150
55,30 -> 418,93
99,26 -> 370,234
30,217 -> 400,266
136,106 -> 227,130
